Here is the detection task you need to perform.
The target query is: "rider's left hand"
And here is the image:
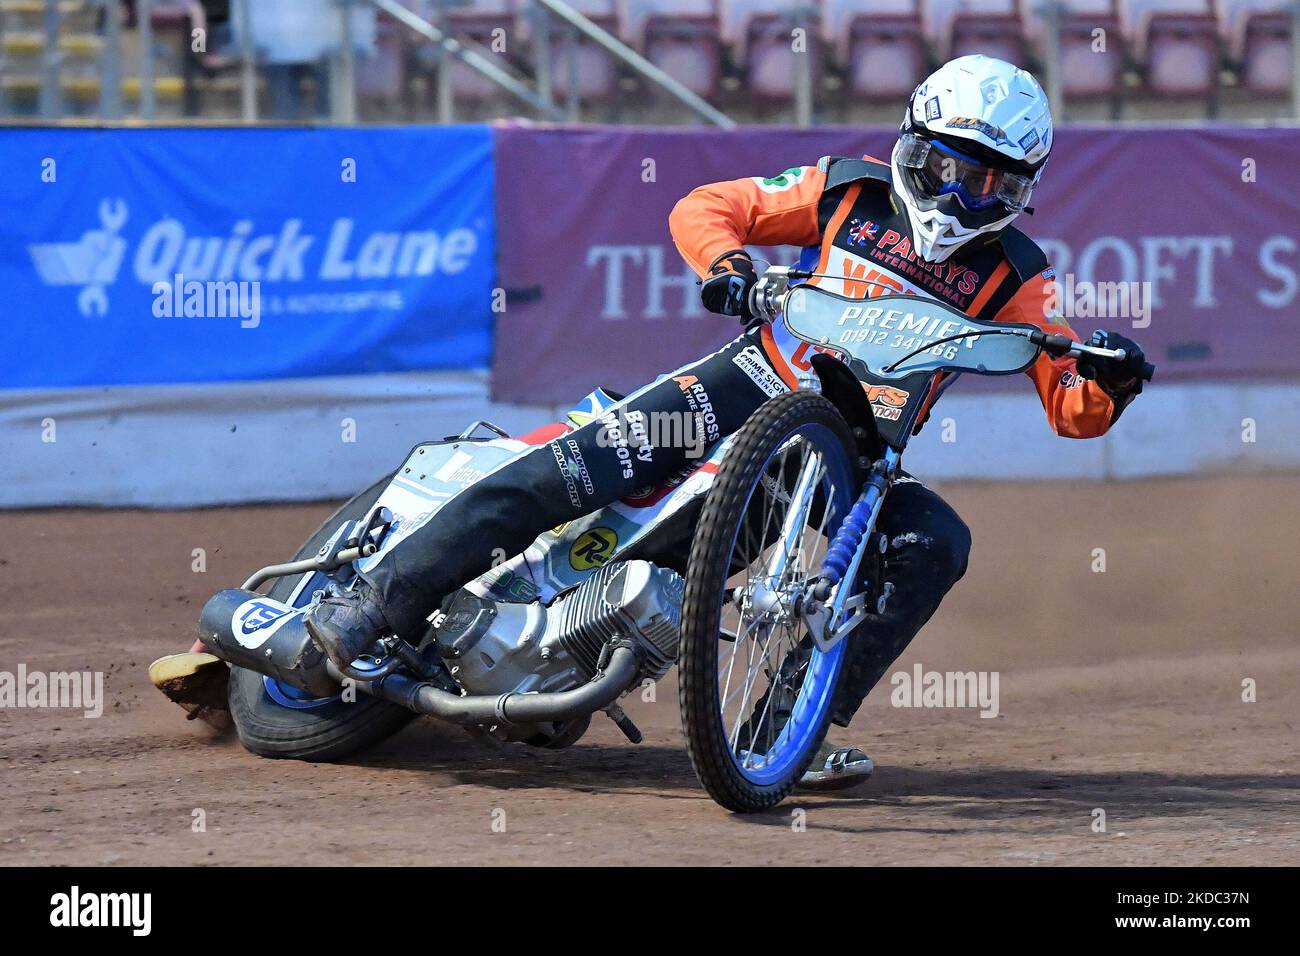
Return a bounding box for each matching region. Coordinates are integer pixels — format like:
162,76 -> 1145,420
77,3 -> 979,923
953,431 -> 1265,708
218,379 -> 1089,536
1075,330 -> 1149,398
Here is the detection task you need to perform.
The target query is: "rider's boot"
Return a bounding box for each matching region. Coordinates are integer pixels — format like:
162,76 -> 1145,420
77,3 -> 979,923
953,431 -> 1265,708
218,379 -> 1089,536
735,639 -> 875,792
148,651 -> 232,731
304,578 -> 390,670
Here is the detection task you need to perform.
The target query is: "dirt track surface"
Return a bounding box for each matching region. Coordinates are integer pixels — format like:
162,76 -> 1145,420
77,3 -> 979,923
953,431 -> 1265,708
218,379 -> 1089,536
2,475 -> 1296,866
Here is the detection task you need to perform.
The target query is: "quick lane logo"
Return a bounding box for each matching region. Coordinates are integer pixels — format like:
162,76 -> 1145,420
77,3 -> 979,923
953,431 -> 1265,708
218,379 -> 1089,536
28,199 -> 128,317
28,198 -> 482,317
50,886 -> 151,936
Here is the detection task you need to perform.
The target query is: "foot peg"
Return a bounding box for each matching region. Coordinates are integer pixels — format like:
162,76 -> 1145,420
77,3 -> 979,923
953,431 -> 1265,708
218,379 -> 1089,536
605,703 -> 643,744
875,581 -> 895,614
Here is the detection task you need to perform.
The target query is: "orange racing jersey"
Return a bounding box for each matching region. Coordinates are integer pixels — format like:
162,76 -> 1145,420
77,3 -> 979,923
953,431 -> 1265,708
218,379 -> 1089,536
668,156 -> 1117,438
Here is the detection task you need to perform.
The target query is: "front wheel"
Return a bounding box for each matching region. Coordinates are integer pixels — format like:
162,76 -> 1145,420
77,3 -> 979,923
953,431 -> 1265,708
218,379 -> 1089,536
679,390 -> 861,812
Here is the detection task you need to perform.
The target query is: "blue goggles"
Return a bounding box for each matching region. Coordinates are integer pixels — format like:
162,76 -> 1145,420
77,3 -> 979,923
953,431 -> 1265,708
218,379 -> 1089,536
898,133 -> 1035,212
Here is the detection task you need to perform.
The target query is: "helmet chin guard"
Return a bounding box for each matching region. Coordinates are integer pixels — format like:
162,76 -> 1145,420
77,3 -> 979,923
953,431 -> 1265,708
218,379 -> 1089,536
893,54 -> 1053,263
891,142 -> 1018,264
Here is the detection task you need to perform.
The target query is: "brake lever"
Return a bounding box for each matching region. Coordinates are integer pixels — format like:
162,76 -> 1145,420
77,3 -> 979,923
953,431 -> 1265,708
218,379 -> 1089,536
1030,329 -> 1147,374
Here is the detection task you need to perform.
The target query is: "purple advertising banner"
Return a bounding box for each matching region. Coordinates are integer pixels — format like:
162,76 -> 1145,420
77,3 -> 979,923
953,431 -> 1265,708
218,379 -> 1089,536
492,124 -> 1300,405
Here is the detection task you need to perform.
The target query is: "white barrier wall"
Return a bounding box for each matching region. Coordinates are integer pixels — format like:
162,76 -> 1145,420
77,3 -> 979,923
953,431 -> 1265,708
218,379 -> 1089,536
1,375 -> 1296,508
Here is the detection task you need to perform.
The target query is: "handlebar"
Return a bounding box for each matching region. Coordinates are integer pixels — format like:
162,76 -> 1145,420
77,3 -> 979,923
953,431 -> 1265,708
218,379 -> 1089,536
1030,331 -> 1155,382
749,265 -> 1154,384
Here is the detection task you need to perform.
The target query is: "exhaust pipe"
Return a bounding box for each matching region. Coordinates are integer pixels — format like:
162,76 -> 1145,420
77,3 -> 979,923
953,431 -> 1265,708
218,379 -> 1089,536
199,589 -> 339,697
327,646 -> 640,727
199,589 -> 643,726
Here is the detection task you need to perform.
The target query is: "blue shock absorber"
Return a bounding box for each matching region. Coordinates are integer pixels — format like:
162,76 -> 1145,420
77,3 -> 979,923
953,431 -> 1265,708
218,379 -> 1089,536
819,489 -> 876,590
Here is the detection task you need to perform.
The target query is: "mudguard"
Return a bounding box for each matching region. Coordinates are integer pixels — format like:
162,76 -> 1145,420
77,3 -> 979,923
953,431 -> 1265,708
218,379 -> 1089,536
810,352 -> 884,462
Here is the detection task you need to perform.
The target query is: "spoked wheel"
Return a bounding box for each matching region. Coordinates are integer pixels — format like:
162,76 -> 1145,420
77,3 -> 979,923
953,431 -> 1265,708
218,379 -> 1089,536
679,390 -> 861,812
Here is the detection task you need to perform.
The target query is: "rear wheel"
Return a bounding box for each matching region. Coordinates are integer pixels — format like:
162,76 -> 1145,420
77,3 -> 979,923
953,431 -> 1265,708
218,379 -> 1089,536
679,391 -> 860,812
228,475 -> 416,761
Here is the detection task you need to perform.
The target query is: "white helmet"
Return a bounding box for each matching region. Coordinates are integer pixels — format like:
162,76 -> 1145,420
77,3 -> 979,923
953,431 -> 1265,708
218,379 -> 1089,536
891,55 -> 1053,263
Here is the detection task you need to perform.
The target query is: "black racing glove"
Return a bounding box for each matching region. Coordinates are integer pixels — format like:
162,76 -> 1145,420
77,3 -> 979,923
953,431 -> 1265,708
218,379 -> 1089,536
700,250 -> 757,320
1074,330 -> 1151,400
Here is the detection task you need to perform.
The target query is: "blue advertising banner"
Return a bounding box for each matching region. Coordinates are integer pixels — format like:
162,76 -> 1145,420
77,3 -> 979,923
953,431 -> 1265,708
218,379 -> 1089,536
0,125 -> 495,388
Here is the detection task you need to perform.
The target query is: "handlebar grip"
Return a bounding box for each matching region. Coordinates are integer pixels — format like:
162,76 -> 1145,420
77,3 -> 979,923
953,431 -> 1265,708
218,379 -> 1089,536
1030,331 -> 1075,358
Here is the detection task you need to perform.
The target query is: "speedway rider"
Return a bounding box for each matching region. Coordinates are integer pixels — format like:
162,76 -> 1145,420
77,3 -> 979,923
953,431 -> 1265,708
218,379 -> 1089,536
169,56 -> 1152,790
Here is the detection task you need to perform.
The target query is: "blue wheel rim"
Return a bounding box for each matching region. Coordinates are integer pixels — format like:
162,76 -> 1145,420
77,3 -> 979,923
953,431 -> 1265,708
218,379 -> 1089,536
262,654 -> 386,710
261,570 -> 384,710
721,421 -> 854,787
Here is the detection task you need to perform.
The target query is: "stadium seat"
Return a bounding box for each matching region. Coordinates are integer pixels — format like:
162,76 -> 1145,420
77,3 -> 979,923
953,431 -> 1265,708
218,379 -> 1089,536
1240,13 -> 1292,95
526,0 -> 622,104
1122,0 -> 1222,100
720,0 -> 825,106
358,8 -> 408,105
1221,1 -> 1293,96
441,0 -> 519,102
1024,0 -> 1127,101
946,7 -> 1024,66
825,0 -> 930,102
624,1 -> 723,100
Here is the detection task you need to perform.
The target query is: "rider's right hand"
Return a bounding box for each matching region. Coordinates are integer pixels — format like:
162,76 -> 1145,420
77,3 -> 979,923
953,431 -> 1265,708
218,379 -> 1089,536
1074,330 -> 1153,398
700,251 -> 758,319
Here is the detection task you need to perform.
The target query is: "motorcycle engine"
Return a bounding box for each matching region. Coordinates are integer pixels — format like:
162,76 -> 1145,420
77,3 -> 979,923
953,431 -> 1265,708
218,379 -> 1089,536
432,560 -> 684,732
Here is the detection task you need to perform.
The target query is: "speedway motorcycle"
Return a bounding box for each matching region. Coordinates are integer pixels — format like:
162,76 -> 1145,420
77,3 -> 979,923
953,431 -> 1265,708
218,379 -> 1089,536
184,266 -> 1152,812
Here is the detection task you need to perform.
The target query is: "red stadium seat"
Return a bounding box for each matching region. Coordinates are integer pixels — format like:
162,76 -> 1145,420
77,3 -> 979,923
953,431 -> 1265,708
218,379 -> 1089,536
625,2 -> 724,100
1056,5 -> 1127,100
825,1 -> 930,103
538,1 -> 623,103
1015,1 -> 1126,101
844,15 -> 931,101
358,12 -> 409,102
1239,12 -> 1292,95
925,0 -> 1029,63
443,0 -> 519,102
950,13 -> 1032,65
643,16 -> 724,98
1123,0 -> 1221,99
1220,1 -> 1294,96
748,14 -> 825,103
721,2 -> 825,105
1145,15 -> 1221,96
